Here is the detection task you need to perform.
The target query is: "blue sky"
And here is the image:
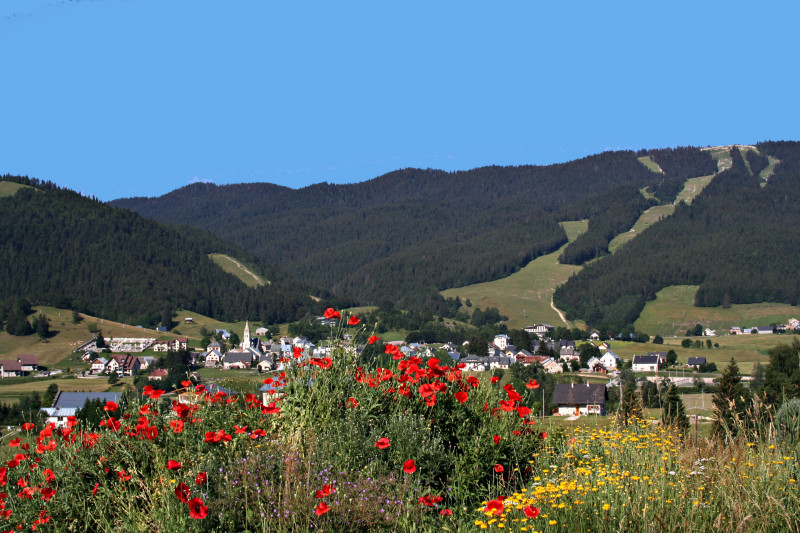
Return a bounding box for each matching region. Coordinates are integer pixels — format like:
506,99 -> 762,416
1,0 -> 798,201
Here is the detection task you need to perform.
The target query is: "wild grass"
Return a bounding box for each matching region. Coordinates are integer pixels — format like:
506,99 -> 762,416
208,253 -> 268,288
441,221 -> 588,330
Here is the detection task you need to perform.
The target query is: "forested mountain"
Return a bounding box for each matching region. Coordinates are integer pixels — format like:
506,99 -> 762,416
0,176 -> 326,325
114,150 -> 709,310
554,142 -> 800,330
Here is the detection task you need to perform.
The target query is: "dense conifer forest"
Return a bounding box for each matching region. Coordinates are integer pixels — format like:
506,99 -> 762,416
0,176 -> 327,325
554,141 -> 800,330
113,150 -> 681,310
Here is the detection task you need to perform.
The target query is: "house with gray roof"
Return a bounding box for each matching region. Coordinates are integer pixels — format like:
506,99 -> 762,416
53,391 -> 122,410
632,355 -> 660,372
552,383 -> 607,416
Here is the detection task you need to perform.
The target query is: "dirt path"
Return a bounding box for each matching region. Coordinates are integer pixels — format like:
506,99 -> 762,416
550,298 -> 569,326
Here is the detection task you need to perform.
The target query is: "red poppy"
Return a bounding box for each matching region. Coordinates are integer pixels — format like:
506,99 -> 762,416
490,376 -> 500,384
367,336 -> 380,344
347,316 -> 360,325
346,397 -> 359,408
418,383 -> 435,398
103,401 -> 118,412
292,347 -> 304,358
517,406 -> 531,417
494,464 -> 504,473
175,482 -> 191,503
314,502 -> 331,516
484,498 -> 505,516
323,308 -> 340,320
40,487 -> 56,501
195,472 -> 207,485
181,380 -> 193,387
539,432 -> 548,439
403,459 -> 417,474
493,435 -> 501,445
234,425 -> 248,434
8,438 -> 20,447
467,376 -> 481,388
188,497 -> 208,519
418,494 -> 443,506
92,483 -> 100,496
440,508 -> 452,516
43,469 -> 55,482
454,391 -> 468,404
170,420 -> 185,433
315,484 -> 335,498
374,437 -> 390,449
166,460 -> 182,470
523,505 -> 540,518
21,423 -> 35,431
498,400 -> 516,412
526,379 -> 540,389
425,395 -> 437,407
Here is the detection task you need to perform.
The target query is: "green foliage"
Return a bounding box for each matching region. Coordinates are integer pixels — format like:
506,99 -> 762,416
661,383 -> 689,431
0,179 -> 324,325
617,369 -> 643,424
775,398 -> 800,445
761,339 -> 800,405
711,359 -> 752,440
653,334 -> 664,344
112,151 -> 669,311
555,142 -> 800,330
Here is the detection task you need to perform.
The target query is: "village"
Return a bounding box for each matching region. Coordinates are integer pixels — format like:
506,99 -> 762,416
4,314 -> 793,428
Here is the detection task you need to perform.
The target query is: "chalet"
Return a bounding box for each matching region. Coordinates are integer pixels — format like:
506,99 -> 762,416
704,328 -> 716,337
105,357 -> 120,375
600,350 -> 619,371
754,326 -> 774,335
598,342 -> 611,351
587,357 -> 606,373
204,349 -> 223,368
152,341 -> 170,352
487,356 -> 514,370
632,355 -> 660,372
136,356 -> 155,370
216,329 -> 231,340
687,357 -> 706,369
149,368 -> 169,381
111,354 -> 140,376
223,351 -> 252,369
53,391 -> 122,410
206,341 -> 222,353
171,337 -> 189,351
257,354 -> 276,372
589,331 -> 601,341
0,360 -> 23,378
552,383 -> 607,416
184,317 -> 195,324
647,352 -> 668,364
90,358 -> 109,374
39,407 -> 78,428
559,346 -> 579,362
460,355 -> 488,372
730,326 -> 742,335
16,355 -> 39,372
156,326 -> 168,333
543,358 -> 564,373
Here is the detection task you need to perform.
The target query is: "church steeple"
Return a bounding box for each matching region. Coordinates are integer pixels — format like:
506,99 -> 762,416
242,320 -> 251,349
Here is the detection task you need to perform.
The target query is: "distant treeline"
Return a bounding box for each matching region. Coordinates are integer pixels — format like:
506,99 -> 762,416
113,150 -> 686,311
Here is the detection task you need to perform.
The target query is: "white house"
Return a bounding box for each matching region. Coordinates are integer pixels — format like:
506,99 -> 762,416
600,350 -> 619,371
493,334 -> 511,350
632,355 -> 660,372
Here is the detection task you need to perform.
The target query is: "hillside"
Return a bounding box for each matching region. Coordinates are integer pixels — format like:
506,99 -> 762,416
0,177 -> 325,326
112,148 -> 715,311
554,141 -> 800,330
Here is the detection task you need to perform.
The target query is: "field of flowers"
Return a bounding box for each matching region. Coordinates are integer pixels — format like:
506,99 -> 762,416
2,310 -> 799,532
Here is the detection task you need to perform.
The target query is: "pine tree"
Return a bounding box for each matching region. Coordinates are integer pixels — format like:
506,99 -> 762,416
618,369 -> 643,425
711,358 -> 751,439
661,383 -> 689,432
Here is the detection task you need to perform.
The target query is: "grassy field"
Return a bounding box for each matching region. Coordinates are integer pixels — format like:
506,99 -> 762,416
441,220 -> 588,330
0,181 -> 32,197
208,253 -> 268,288
0,306 -> 180,367
637,155 -> 663,173
635,285 -> 800,338
172,309 -> 252,340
